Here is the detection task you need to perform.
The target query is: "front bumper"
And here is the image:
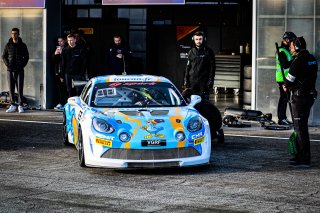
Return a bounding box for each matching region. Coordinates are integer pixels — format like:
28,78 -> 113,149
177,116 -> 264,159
84,127 -> 211,169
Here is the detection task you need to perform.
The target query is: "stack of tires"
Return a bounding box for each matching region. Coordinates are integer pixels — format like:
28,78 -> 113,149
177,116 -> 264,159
243,65 -> 252,109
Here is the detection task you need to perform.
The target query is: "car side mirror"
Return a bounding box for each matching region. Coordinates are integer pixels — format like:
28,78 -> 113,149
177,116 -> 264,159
67,96 -> 81,105
189,95 -> 201,107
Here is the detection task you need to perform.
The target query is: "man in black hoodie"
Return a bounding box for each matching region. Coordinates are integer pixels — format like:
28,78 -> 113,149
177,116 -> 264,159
184,31 -> 216,100
2,28 -> 29,113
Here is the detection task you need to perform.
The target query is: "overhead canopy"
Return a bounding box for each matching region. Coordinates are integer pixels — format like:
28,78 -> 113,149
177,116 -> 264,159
0,0 -> 45,8
102,0 -> 185,5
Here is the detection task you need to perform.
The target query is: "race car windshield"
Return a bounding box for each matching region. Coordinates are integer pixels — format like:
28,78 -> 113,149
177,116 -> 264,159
92,82 -> 187,108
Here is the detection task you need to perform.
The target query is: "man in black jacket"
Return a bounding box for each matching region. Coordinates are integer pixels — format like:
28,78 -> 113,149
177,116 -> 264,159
2,28 -> 29,113
284,36 -> 318,167
184,31 -> 216,100
106,34 -> 132,75
62,33 -> 87,98
52,36 -> 67,110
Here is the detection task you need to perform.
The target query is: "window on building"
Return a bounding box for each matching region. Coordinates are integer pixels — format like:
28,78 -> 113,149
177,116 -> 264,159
118,8 -> 147,71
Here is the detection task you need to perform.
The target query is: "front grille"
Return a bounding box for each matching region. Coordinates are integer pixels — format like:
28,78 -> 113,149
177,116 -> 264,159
127,162 -> 180,168
101,147 -> 200,160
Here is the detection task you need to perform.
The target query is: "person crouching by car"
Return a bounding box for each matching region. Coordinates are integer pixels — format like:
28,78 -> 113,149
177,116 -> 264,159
182,88 -> 223,143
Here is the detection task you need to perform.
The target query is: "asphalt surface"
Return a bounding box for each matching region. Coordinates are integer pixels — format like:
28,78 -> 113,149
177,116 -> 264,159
0,108 -> 320,212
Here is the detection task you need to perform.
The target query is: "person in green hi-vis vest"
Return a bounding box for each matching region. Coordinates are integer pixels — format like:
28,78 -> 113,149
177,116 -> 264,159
275,31 -> 296,125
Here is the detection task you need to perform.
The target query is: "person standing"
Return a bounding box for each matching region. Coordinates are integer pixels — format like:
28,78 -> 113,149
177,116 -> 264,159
73,29 -> 87,50
52,36 -> 67,110
276,31 -> 296,125
184,31 -> 216,100
62,33 -> 87,98
2,27 -> 29,113
73,29 -> 93,78
284,36 -> 318,167
106,34 -> 132,75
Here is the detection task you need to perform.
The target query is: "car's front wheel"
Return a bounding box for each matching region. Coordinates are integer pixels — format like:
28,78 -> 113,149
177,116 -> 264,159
78,126 -> 86,167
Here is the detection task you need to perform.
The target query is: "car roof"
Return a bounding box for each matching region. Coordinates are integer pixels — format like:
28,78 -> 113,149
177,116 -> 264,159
91,75 -> 172,84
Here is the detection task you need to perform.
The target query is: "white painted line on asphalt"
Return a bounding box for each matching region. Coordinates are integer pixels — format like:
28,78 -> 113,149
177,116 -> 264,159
0,118 -> 62,125
225,133 -> 320,142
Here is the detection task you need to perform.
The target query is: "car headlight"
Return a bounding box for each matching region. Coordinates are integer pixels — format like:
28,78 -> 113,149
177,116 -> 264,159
187,116 -> 202,132
175,131 -> 186,141
92,118 -> 115,134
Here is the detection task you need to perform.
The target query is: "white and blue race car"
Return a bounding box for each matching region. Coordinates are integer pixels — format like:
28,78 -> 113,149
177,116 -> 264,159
63,75 -> 211,168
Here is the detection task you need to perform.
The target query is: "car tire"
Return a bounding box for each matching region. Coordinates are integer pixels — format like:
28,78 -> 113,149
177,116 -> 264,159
62,112 -> 70,146
78,126 -> 86,167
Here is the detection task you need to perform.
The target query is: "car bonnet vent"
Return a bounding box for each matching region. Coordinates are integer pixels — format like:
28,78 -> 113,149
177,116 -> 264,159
151,110 -> 169,116
119,110 -> 169,116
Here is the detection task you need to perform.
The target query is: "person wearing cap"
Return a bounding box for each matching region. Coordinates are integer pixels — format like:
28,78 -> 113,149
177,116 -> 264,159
275,31 -> 297,125
283,36 -> 318,167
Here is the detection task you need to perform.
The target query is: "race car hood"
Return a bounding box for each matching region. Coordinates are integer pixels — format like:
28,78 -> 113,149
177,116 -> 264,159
91,106 -> 203,149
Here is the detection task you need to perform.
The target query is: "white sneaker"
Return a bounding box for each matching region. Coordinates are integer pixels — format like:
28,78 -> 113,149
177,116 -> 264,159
18,106 -> 25,113
6,105 -> 17,113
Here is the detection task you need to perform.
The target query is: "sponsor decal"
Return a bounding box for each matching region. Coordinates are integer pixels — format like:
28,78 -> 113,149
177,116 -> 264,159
194,136 -> 204,146
96,137 -> 113,147
111,76 -> 154,82
142,119 -> 165,139
141,139 -> 166,147
109,82 -> 156,87
191,132 -> 203,140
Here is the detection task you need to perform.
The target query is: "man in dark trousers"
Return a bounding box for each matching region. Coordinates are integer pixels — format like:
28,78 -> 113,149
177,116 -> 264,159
52,36 -> 67,110
62,33 -> 87,98
284,36 -> 318,167
184,31 -> 216,100
276,31 -> 296,125
106,34 -> 132,75
2,27 -> 29,113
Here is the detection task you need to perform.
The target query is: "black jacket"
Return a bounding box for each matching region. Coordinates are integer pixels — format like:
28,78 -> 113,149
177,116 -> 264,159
2,37 -> 29,72
184,45 -> 216,87
62,45 -> 87,77
285,50 -> 318,94
106,43 -> 132,75
52,46 -> 66,77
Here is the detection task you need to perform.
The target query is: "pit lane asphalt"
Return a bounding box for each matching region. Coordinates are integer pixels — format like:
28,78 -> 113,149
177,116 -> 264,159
0,108 -> 320,213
